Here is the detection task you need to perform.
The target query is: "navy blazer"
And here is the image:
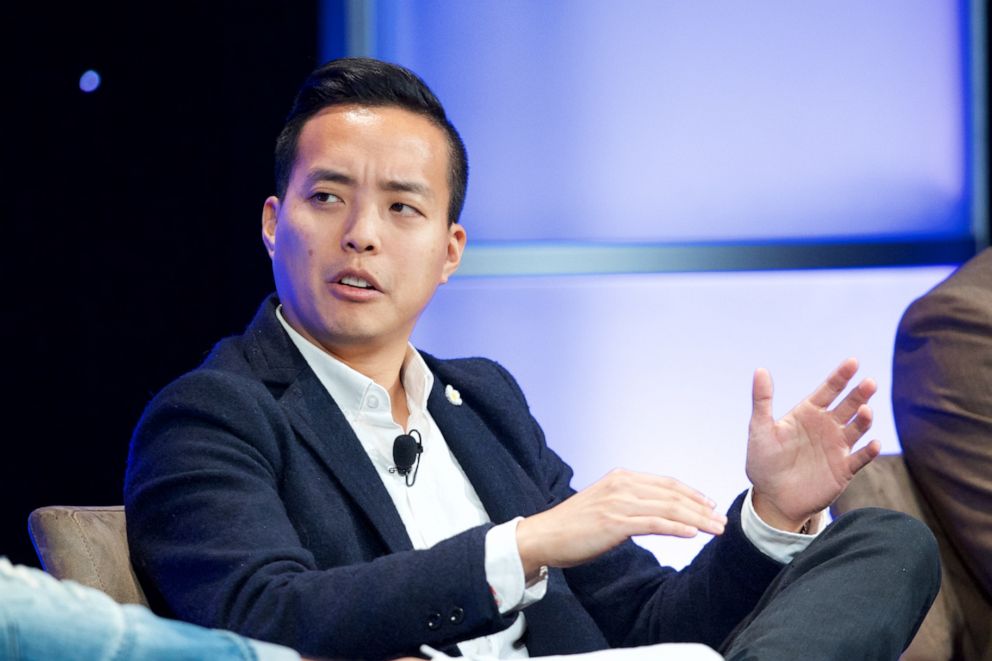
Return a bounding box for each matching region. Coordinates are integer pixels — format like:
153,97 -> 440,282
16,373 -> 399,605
125,296 -> 783,660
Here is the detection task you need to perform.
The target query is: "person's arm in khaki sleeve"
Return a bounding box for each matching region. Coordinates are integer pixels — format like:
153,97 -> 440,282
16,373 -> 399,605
893,248 -> 992,599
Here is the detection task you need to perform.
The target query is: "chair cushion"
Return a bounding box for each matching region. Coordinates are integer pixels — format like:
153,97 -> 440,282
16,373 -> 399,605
28,505 -> 149,607
832,455 -> 962,661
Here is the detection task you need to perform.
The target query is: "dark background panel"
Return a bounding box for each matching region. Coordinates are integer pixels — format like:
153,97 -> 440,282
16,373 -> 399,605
4,1 -> 327,567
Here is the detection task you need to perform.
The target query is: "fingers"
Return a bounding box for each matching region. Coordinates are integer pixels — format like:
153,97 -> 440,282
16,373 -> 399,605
603,471 -> 726,535
628,514 -> 711,539
517,470 -> 728,572
847,439 -> 881,475
640,491 -> 726,535
627,472 -> 715,508
620,502 -> 725,537
831,377 -> 877,424
807,357 -> 859,408
842,404 -> 873,445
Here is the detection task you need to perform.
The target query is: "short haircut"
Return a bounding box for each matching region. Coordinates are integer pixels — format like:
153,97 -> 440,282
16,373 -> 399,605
274,57 -> 469,225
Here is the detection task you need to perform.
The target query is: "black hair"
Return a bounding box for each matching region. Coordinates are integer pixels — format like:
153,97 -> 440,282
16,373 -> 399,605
274,57 -> 468,225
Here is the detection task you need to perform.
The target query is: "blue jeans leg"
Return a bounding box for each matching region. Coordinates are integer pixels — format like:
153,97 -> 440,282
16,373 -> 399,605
0,557 -> 298,661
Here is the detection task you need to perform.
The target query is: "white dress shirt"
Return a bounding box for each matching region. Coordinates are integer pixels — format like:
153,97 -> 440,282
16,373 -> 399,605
276,308 -> 819,658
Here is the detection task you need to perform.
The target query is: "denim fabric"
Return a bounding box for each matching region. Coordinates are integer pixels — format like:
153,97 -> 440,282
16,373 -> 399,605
0,558 -> 299,661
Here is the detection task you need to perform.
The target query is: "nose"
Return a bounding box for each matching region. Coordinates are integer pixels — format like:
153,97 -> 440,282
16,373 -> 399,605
341,200 -> 381,254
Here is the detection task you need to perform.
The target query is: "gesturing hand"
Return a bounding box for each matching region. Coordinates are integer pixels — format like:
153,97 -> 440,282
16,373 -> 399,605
515,469 -> 727,579
746,358 -> 881,532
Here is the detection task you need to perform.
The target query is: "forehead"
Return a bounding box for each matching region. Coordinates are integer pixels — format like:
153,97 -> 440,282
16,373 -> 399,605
291,104 -> 450,189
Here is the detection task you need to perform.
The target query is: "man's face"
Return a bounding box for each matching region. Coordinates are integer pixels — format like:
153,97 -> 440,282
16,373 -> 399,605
262,104 -> 466,357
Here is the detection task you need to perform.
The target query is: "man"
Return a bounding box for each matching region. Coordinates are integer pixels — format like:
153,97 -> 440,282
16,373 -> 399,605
893,247 -> 992,659
125,57 -> 939,660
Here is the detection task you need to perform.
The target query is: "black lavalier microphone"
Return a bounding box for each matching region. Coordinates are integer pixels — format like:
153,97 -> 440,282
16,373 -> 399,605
390,429 -> 423,487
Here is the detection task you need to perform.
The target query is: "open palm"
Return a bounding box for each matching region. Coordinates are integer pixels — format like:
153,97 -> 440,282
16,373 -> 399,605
746,358 -> 881,530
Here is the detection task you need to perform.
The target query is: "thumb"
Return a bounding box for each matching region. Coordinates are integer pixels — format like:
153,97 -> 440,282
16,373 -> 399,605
751,368 -> 774,426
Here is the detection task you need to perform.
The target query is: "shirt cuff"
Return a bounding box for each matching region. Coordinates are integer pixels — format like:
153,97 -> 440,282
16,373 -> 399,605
740,488 -> 825,564
484,518 -> 548,614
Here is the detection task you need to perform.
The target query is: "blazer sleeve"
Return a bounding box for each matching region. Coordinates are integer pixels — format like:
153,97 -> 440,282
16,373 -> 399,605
484,360 -> 785,650
893,266 -> 992,599
124,369 -> 515,661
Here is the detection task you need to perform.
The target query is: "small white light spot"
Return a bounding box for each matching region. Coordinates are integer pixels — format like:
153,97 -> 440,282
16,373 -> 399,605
79,70 -> 101,93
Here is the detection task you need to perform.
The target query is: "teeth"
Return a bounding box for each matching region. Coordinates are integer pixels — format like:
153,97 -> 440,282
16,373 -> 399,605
340,275 -> 373,289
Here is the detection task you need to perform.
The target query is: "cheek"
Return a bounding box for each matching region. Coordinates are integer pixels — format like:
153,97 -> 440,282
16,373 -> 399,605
416,244 -> 448,277
278,221 -> 318,261
394,253 -> 439,297
274,225 -> 320,285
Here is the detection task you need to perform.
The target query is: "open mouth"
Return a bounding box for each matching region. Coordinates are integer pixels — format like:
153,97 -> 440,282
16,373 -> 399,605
339,275 -> 376,290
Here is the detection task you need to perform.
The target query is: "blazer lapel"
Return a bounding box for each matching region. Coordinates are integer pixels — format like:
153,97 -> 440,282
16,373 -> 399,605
244,297 -> 413,554
427,379 -> 545,525
282,371 -> 414,553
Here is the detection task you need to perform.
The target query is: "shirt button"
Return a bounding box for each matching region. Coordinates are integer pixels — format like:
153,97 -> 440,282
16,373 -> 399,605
448,607 -> 464,625
367,395 -> 379,409
426,612 -> 442,630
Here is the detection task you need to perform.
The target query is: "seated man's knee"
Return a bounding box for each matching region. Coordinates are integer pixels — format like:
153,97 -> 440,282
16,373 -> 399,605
831,507 -> 940,592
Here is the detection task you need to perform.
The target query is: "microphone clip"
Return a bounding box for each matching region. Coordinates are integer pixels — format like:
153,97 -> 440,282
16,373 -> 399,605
390,429 -> 423,487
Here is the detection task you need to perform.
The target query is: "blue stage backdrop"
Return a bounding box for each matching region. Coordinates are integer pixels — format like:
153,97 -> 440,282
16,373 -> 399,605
320,0 -> 985,567
352,0 -> 980,253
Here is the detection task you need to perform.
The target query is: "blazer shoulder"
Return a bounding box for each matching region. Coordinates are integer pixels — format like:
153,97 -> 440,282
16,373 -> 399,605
130,333 -> 294,466
139,334 -> 269,410
423,353 -> 526,394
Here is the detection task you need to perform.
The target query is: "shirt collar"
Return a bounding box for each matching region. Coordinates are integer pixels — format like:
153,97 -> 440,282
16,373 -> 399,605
275,305 -> 434,422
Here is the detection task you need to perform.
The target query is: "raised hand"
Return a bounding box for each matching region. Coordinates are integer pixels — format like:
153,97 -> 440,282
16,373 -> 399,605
515,469 -> 726,578
746,358 -> 881,532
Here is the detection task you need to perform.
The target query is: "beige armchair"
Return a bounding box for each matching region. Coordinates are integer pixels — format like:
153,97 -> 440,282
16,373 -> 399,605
831,454 -> 992,660
27,471 -> 987,658
27,505 -> 149,607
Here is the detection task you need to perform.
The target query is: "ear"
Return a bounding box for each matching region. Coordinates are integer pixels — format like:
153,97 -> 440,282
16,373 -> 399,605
261,196 -> 280,258
440,222 -> 467,284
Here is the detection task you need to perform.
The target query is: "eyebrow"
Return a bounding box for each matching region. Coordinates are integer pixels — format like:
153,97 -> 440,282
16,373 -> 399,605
303,168 -> 432,199
304,168 -> 355,187
381,180 -> 431,198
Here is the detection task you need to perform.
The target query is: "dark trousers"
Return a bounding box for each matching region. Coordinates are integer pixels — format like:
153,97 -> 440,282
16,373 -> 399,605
720,508 -> 941,661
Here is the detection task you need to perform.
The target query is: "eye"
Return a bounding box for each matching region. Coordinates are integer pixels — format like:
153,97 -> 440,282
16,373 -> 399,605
311,192 -> 342,204
390,202 -> 422,217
